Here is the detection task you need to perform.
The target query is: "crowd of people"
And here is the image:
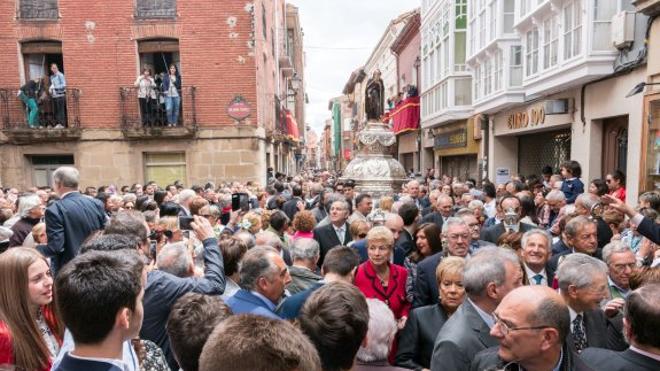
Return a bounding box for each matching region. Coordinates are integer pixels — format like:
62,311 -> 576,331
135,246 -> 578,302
0,160 -> 659,371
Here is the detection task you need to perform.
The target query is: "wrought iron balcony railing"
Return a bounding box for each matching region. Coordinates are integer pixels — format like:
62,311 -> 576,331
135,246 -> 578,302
119,85 -> 196,137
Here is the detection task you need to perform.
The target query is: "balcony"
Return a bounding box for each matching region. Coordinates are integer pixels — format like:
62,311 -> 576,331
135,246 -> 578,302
0,87 -> 81,144
17,0 -> 59,20
119,86 -> 197,139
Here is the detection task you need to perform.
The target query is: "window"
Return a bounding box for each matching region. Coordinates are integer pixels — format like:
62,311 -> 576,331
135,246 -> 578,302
474,64 -> 481,100
31,155 -> 74,188
489,2 -> 497,41
484,58 -> 492,96
18,0 -> 58,19
503,0 -> 515,34
479,13 -> 486,50
454,31 -> 466,72
443,2 -> 450,35
494,49 -> 503,91
440,81 -> 448,109
543,16 -> 558,69
430,51 -> 436,84
456,0 -> 467,29
423,56 -> 429,90
469,19 -> 476,55
510,45 -> 523,86
593,0 -> 616,50
520,0 -> 530,17
525,28 -> 539,76
455,78 -> 472,105
135,0 -> 176,18
563,0 -> 582,60
144,152 -> 186,187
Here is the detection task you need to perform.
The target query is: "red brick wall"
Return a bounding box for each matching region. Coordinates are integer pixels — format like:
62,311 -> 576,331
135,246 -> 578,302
0,0 -> 267,128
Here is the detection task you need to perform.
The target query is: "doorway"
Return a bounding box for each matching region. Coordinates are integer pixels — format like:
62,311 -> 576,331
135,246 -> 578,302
602,116 -> 628,177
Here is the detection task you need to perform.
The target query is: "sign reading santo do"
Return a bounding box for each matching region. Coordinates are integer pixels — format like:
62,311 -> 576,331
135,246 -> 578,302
507,106 -> 545,129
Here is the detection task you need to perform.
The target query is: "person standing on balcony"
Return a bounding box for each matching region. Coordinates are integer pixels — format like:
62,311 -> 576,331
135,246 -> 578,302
162,64 -> 182,127
17,78 -> 41,128
48,64 -> 66,128
134,68 -> 157,127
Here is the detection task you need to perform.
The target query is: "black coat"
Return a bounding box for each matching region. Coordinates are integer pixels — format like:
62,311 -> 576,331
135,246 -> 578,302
479,222 -> 536,244
637,216 -> 660,245
313,222 -> 352,267
413,252 -> 443,308
282,196 -> 303,220
471,344 -> 593,371
421,211 -> 445,230
395,304 -> 448,370
566,308 -> 627,353
580,348 -> 660,371
38,192 -> 107,274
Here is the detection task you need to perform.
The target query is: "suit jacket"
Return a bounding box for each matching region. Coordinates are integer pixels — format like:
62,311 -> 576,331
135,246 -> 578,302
637,216 -> 660,245
286,265 -> 322,295
479,222 -> 536,244
597,218 -> 613,249
421,211 -> 445,231
548,248 -> 603,275
277,282 -> 324,319
226,289 -> 281,319
352,239 -> 407,266
567,308 -> 627,353
39,192 -> 107,274
53,352 -> 123,371
282,196 -> 303,220
413,252 -> 443,308
552,238 -> 571,256
430,300 -> 498,371
580,347 -> 660,371
395,304 -> 448,370
471,344 -> 593,371
313,223 -> 352,267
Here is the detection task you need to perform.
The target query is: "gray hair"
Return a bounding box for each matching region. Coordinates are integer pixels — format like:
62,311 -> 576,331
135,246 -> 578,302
356,299 -> 397,363
157,241 -> 192,278
602,240 -> 634,265
52,166 -> 79,188
463,246 -> 520,297
18,194 -> 42,218
564,216 -> 595,239
441,217 -> 468,235
324,192 -> 346,212
521,229 -> 552,252
123,193 -> 137,203
235,230 -> 257,249
179,189 -> 196,203
254,230 -> 282,251
209,204 -> 222,218
545,190 -> 566,202
467,199 -> 484,210
576,193 -> 599,210
557,253 -> 607,291
291,238 -> 320,261
239,246 -> 280,291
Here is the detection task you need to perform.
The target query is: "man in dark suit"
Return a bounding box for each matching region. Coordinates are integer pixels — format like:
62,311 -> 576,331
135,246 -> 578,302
603,194 -> 660,245
471,286 -> 592,371
430,247 -> 523,371
573,193 -> 612,249
480,195 -> 535,244
557,253 -> 626,353
421,194 -> 453,230
313,199 -> 352,267
520,229 -> 555,286
38,166 -> 107,274
226,246 -> 291,319
397,202 -> 419,257
282,184 -> 304,220
547,216 -> 601,273
580,283 -> 660,371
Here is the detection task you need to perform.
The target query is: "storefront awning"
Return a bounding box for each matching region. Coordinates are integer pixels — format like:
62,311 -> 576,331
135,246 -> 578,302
285,109 -> 300,141
391,96 -> 420,134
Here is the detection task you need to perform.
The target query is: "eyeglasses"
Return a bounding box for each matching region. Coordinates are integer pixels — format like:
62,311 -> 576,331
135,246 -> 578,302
493,313 -> 553,336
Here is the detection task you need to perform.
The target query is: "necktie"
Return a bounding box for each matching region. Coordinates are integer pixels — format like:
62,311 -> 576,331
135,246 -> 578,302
572,314 -> 587,353
337,227 -> 345,245
532,274 -> 543,285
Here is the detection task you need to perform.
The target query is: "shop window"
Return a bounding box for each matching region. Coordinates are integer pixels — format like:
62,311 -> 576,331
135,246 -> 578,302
135,0 -> 176,19
18,0 -> 58,20
144,152 -> 186,186
30,155 -> 74,188
518,130 -> 571,177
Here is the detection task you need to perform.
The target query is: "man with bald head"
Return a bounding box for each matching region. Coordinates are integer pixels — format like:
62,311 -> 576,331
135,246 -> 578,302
471,285 -> 592,371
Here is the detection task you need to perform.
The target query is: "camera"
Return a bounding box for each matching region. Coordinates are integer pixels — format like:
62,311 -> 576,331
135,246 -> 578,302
178,216 -> 194,231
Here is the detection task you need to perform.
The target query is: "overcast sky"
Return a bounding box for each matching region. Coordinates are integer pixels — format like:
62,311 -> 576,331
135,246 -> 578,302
288,0 -> 420,137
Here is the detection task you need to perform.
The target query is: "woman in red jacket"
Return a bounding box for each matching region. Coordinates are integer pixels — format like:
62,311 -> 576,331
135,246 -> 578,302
0,247 -> 63,370
354,226 -> 411,326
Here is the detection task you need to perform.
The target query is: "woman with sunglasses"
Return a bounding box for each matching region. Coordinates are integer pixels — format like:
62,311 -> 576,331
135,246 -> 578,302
347,219 -> 369,248
0,247 -> 63,370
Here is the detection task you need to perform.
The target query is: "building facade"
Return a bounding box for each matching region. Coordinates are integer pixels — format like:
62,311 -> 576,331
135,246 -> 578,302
0,0 -> 304,189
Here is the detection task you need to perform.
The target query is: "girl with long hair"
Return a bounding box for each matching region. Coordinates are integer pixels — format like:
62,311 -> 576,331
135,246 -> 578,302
0,247 -> 63,370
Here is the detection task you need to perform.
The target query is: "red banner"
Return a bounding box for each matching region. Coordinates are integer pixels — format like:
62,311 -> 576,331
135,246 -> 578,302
391,96 -> 420,134
285,109 -> 300,141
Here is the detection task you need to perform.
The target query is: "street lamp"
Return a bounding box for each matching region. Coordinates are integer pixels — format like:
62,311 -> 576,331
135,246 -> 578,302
626,82 -> 660,97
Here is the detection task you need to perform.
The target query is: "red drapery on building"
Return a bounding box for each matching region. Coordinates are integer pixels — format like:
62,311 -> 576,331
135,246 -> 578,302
390,96 -> 420,134
285,109 -> 300,141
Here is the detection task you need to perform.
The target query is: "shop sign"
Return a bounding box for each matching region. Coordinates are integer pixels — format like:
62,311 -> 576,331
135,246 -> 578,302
434,128 -> 467,149
507,107 -> 545,129
227,95 -> 251,121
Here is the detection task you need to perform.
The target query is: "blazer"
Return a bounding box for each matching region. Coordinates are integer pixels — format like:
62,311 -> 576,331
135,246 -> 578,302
413,252 -> 443,308
430,300 -> 498,371
286,265 -> 322,295
637,216 -> 660,245
580,347 -> 660,371
277,282 -> 324,319
226,289 -> 281,319
352,239 -> 407,266
53,352 -> 123,371
313,222 -> 352,267
282,196 -> 303,220
479,222 -> 536,244
140,237 -> 225,370
421,211 -> 445,231
471,344 -> 592,371
38,192 -> 107,274
395,304 -> 448,370
355,261 -> 411,319
567,308 -> 627,353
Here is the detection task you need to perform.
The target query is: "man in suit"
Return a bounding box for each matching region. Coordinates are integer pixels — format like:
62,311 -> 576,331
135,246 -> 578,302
455,209 -> 496,254
54,250 -> 145,371
471,286 -> 592,371
480,195 -> 535,244
282,184 -> 305,220
574,193 -> 612,249
414,217 -> 472,308
557,253 -> 627,353
177,189 -> 195,216
548,216 -> 600,272
602,241 -> 636,300
420,189 -> 440,217
38,166 -> 107,274
520,229 -> 555,286
313,199 -> 352,267
604,193 -> 660,245
226,246 -> 291,319
421,194 -> 453,230
580,283 -> 660,371
430,247 -> 523,371
397,202 -> 419,257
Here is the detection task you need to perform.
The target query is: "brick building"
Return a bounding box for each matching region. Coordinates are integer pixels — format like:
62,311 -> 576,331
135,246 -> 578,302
0,0 -> 304,188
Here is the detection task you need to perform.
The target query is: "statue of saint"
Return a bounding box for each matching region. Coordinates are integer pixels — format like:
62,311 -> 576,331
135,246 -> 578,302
365,70 -> 384,121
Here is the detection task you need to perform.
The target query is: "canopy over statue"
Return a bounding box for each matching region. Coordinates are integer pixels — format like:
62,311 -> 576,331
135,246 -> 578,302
365,70 -> 384,121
